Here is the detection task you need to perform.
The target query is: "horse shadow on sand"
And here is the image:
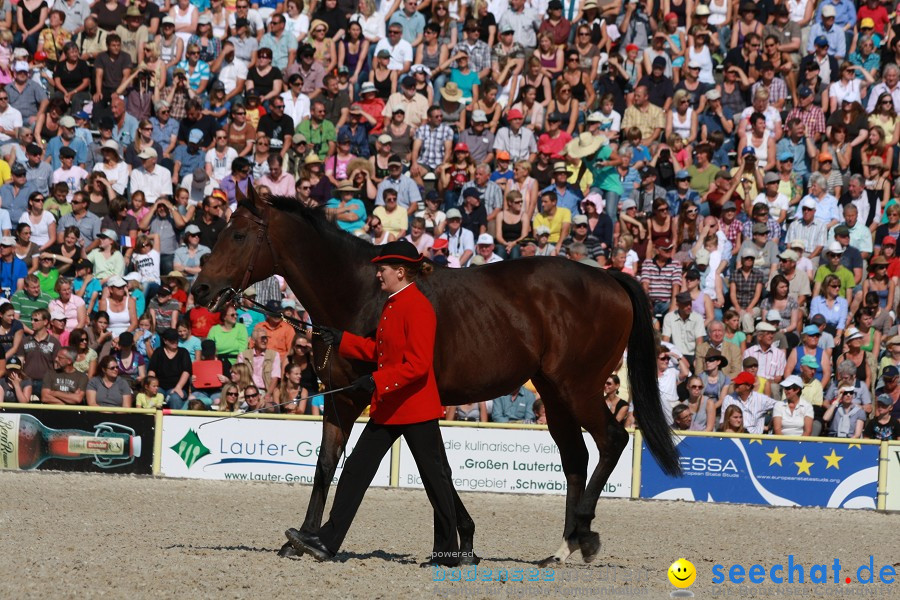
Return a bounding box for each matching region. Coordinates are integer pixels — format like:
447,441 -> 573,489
164,543 -> 539,566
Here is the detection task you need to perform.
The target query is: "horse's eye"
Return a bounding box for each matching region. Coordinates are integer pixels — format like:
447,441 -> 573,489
233,232 -> 246,242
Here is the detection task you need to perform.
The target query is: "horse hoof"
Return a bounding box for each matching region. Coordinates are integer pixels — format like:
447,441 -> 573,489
538,555 -> 562,568
579,532 -> 601,563
460,552 -> 481,566
278,541 -> 303,558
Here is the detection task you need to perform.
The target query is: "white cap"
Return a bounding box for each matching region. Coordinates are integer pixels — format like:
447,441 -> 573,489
799,197 -> 817,210
781,375 -> 803,389
476,233 -> 494,245
845,327 -> 864,341
765,309 -> 781,322
107,275 -> 127,288
536,225 -> 550,236
138,147 -> 158,160
586,112 -> 603,123
50,310 -> 66,321
826,240 -> 845,254
756,321 -> 777,332
124,272 -> 142,282
445,208 -> 462,220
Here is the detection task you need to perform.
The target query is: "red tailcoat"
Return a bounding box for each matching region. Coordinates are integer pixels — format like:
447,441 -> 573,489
338,282 -> 443,424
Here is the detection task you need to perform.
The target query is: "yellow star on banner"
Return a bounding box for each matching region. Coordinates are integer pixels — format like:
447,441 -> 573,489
795,455 -> 814,475
767,447 -> 787,466
848,443 -> 862,450
749,438 -> 763,444
823,450 -> 843,470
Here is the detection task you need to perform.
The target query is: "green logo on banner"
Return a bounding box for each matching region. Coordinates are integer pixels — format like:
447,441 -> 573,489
171,429 -> 210,469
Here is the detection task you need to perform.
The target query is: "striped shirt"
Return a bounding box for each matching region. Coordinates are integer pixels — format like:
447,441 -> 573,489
785,105 -> 826,140
743,344 -> 787,382
414,123 -> 454,169
721,391 -> 778,434
785,218 -> 827,254
741,217 -> 782,244
639,258 -> 682,303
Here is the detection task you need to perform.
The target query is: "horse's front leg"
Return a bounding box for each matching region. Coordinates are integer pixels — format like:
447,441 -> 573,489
279,396 -> 364,557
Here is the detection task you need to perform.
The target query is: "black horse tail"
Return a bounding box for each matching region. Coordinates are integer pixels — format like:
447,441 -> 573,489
607,270 -> 682,477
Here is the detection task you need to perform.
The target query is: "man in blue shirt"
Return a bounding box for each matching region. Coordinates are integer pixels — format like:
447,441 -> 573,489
388,0 -> 426,46
775,119 -> 817,186
665,170 -> 701,216
0,163 -> 36,223
540,162 -> 583,213
813,0 -> 856,30
45,115 -> 89,170
492,386 -> 537,422
0,235 -> 28,298
807,7 -> 847,59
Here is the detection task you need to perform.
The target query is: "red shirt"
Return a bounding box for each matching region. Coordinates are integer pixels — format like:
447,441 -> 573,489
858,6 -> 889,35
339,282 -> 442,425
189,306 -> 221,338
359,97 -> 386,134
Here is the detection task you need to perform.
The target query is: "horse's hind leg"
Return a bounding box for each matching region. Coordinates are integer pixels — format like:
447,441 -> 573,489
570,398 -> 629,563
533,377 -> 588,568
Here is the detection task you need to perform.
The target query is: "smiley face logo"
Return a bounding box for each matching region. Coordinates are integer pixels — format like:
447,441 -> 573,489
668,558 -> 697,588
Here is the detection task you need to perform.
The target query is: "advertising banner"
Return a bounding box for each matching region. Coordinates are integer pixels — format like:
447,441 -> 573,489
160,415 -> 390,486
0,407 -> 153,474
641,435 -> 879,509
884,442 -> 900,511
398,426 -> 633,497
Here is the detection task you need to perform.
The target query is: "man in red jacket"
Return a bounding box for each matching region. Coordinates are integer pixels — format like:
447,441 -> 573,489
286,240 -> 461,566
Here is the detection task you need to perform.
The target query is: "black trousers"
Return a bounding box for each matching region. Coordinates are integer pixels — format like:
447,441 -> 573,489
317,419 -> 460,563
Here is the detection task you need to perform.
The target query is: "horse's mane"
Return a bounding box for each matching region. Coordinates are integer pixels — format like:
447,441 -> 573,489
262,195 -> 379,261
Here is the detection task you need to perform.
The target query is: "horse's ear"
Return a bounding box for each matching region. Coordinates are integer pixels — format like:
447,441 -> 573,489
246,180 -> 262,206
235,181 -> 247,204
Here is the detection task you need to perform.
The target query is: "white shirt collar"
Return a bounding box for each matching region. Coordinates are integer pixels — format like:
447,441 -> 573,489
389,281 -> 415,298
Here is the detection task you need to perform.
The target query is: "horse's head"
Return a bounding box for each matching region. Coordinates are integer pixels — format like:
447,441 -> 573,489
192,184 -> 278,311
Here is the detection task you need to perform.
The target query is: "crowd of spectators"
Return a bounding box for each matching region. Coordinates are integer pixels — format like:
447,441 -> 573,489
4,0 -> 900,439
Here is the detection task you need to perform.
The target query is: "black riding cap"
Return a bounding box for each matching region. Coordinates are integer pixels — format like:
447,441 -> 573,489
371,240 -> 424,265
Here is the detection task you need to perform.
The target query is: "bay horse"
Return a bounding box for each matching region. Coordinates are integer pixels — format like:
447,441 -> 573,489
191,186 -> 680,566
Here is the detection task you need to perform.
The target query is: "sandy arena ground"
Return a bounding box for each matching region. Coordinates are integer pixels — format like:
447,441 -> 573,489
2,470 -> 899,599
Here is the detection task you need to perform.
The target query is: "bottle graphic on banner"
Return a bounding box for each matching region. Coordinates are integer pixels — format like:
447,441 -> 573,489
0,413 -> 142,471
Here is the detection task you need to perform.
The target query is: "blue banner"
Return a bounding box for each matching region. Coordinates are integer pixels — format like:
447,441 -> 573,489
640,435 -> 879,509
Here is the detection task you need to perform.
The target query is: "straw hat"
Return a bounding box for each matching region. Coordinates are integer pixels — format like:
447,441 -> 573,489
868,255 -> 889,270
334,180 -> 359,194
309,19 -> 329,34
565,132 -> 605,158
440,82 -> 463,102
346,157 -> 374,178
165,270 -> 189,290
304,153 -> 322,165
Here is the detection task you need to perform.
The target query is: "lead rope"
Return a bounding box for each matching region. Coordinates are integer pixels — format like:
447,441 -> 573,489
224,288 -> 346,460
